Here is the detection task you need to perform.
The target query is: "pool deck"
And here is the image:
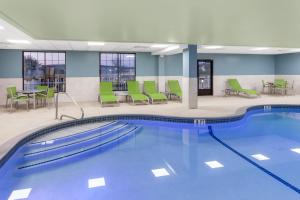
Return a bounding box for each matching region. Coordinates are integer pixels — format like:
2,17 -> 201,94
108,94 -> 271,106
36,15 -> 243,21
0,95 -> 300,160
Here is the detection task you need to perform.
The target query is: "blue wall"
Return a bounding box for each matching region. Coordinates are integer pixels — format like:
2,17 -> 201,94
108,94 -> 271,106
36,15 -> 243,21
136,53 -> 158,76
163,53 -> 275,76
164,54 -> 183,76
0,49 -> 22,78
2,49 -> 298,78
199,54 -> 275,75
0,50 -> 158,78
275,53 -> 300,75
66,51 -> 99,77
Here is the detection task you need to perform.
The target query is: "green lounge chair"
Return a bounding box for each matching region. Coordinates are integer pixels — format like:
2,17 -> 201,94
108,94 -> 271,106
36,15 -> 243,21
36,87 -> 55,107
6,86 -> 29,111
167,80 -> 182,100
143,81 -> 167,104
99,82 -> 119,105
127,81 -> 149,104
227,79 -> 259,97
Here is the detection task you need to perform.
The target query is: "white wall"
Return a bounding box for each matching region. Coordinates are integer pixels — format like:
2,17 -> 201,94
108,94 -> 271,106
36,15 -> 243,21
213,75 -> 275,96
0,78 -> 22,105
0,75 -> 279,105
66,77 -> 99,102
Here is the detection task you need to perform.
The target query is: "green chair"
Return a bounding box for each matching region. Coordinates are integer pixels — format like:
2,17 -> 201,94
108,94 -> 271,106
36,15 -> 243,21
262,80 -> 271,94
99,82 -> 119,105
6,86 -> 29,111
127,81 -> 149,104
143,81 -> 167,104
274,79 -> 287,95
36,85 -> 48,94
36,87 -> 55,107
36,85 -> 48,104
167,80 -> 182,100
227,79 -> 259,97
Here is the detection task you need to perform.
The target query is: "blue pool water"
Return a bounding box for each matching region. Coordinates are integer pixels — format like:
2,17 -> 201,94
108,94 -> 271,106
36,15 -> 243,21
1,108 -> 300,199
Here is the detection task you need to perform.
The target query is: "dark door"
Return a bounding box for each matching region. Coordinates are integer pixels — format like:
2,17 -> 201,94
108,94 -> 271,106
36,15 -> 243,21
197,60 -> 213,96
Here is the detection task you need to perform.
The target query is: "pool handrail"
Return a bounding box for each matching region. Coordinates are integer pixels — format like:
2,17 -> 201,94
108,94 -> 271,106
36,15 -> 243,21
55,92 -> 84,120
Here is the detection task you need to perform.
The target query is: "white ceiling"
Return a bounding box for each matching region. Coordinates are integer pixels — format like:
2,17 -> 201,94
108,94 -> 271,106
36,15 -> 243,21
0,18 -> 300,56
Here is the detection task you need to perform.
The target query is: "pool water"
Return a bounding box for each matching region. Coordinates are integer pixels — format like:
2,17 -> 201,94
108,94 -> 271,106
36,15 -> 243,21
1,108 -> 300,199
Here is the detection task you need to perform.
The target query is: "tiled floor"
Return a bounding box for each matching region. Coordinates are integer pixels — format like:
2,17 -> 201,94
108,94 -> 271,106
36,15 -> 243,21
0,95 -> 300,158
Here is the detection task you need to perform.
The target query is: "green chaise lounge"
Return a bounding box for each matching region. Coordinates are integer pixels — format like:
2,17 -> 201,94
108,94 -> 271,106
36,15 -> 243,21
167,80 -> 182,100
143,81 -> 167,104
227,79 -> 259,97
127,80 -> 149,104
99,82 -> 119,106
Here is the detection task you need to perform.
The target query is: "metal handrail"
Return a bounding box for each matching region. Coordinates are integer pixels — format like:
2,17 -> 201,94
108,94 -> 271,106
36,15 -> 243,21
55,92 -> 84,120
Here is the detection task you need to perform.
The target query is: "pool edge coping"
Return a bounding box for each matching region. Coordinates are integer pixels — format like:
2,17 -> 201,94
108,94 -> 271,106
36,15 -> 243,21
1,103 -> 299,168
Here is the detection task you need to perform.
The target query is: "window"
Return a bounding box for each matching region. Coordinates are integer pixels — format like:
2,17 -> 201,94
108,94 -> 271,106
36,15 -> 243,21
23,51 -> 66,92
100,53 -> 136,91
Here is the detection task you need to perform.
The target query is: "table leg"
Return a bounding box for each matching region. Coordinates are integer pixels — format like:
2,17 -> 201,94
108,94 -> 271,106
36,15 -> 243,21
33,93 -> 36,109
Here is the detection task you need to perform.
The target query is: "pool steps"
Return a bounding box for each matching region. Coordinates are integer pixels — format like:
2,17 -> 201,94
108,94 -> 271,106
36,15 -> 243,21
28,120 -> 120,146
23,123 -> 132,160
18,123 -> 141,169
25,122 -> 129,155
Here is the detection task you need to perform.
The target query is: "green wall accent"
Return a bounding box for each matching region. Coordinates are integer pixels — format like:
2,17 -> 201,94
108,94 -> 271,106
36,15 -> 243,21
136,53 -> 158,76
66,51 -> 99,77
0,49 -> 22,78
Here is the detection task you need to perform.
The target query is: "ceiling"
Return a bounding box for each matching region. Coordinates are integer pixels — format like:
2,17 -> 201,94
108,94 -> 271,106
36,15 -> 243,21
1,17 -> 300,55
1,0 -> 300,48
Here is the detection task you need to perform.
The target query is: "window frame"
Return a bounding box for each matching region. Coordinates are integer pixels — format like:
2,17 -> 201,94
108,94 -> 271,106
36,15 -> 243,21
99,52 -> 136,91
22,50 -> 67,92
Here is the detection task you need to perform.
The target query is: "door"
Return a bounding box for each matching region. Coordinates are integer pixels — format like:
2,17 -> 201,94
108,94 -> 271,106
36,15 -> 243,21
197,60 -> 213,96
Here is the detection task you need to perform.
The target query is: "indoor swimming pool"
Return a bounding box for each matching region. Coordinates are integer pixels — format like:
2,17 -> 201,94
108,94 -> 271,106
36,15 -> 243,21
1,107 -> 300,199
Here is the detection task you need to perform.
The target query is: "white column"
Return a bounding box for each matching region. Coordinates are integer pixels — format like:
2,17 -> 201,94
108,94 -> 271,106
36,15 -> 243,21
182,44 -> 198,109
158,56 -> 166,92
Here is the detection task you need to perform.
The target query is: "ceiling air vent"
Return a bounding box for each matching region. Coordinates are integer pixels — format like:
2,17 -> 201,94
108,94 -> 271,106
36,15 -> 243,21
133,45 -> 149,49
0,42 -> 10,45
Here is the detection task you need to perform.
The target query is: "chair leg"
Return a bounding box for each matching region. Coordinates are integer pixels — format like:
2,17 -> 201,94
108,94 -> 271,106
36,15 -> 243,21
10,100 -> 13,112
5,97 -> 8,108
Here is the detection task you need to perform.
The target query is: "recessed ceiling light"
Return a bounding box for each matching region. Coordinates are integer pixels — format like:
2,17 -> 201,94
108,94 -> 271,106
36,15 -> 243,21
251,154 -> 270,161
87,42 -> 105,46
203,45 -> 224,50
252,47 -> 270,51
0,25 -> 4,30
8,188 -> 32,200
162,45 -> 180,52
7,39 -> 30,44
205,161 -> 224,169
88,177 -> 106,188
291,148 -> 300,154
151,168 -> 170,177
289,49 -> 300,53
126,55 -> 135,58
151,44 -> 168,48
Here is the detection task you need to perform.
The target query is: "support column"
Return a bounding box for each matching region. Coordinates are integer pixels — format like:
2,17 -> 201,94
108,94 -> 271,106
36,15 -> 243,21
158,56 -> 166,92
182,44 -> 198,109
